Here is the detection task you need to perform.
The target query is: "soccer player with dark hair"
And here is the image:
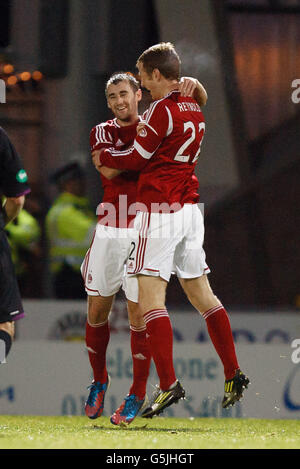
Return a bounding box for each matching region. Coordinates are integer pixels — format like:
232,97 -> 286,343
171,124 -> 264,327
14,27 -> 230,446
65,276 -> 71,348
98,43 -> 249,417
0,127 -> 31,363
82,72 -> 150,424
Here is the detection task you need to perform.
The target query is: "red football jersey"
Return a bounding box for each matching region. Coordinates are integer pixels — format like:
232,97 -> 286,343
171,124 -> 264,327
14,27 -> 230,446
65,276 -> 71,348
90,117 -> 140,227
100,91 -> 205,212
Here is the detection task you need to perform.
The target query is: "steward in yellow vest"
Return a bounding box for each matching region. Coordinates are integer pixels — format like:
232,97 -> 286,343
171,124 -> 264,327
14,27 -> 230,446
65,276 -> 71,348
5,206 -> 41,271
46,161 -> 96,298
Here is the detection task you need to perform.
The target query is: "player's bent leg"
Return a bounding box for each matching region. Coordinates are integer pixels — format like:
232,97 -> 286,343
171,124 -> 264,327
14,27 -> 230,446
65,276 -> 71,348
179,275 -> 249,406
85,294 -> 113,419
0,322 -> 14,363
137,275 -> 185,418
180,275 -> 238,376
138,276 -> 172,389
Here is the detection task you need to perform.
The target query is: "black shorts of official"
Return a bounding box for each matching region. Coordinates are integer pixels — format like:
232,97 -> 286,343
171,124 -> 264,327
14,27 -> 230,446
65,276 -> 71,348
0,230 -> 24,323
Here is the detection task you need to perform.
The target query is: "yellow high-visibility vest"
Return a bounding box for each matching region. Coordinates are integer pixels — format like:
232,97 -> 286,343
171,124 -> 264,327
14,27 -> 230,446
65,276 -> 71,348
46,192 -> 96,273
5,209 -> 41,275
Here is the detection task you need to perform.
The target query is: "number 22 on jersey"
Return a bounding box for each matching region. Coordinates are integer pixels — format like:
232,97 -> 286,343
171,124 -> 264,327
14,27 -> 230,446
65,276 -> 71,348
174,121 -> 205,164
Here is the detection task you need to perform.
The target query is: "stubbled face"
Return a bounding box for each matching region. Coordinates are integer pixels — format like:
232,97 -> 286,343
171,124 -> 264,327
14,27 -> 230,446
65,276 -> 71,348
106,80 -> 141,125
137,62 -> 161,100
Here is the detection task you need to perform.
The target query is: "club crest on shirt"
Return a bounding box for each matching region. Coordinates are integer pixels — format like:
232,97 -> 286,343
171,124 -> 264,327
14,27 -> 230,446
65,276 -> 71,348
139,128 -> 147,138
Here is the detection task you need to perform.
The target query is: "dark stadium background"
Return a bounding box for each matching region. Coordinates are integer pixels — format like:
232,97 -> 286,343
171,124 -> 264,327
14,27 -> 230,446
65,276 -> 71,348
1,0 -> 300,310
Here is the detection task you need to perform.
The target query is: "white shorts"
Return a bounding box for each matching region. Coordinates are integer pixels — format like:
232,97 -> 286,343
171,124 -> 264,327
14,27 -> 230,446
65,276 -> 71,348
127,204 -> 210,281
81,223 -> 139,302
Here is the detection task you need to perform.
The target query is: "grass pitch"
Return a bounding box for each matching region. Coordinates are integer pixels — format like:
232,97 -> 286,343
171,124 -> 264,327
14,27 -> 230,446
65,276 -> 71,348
0,416 -> 299,449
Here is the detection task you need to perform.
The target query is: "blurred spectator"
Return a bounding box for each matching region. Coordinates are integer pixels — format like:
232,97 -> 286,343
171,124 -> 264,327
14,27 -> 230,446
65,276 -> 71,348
46,160 -> 96,299
5,203 -> 41,297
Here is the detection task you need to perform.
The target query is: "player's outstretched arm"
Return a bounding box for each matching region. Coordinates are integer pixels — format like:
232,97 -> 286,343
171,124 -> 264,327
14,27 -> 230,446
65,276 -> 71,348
180,77 -> 207,106
100,101 -> 169,172
99,145 -> 148,172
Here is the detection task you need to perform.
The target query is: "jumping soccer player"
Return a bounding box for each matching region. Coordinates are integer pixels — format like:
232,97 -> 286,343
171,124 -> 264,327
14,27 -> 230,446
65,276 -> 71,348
82,72 -> 207,425
98,43 -> 250,418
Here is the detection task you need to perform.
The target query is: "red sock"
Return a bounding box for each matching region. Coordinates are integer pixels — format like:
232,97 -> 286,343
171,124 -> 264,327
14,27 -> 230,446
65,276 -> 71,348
144,309 -> 177,391
203,305 -> 239,380
85,320 -> 110,383
129,325 -> 151,400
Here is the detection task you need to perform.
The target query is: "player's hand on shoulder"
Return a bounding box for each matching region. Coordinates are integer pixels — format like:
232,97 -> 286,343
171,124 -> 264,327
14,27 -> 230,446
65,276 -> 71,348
179,77 -> 197,97
180,77 -> 208,106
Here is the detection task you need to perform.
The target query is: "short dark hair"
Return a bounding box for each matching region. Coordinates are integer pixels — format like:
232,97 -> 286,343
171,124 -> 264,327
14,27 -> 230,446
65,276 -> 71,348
137,42 -> 181,81
105,72 -> 140,97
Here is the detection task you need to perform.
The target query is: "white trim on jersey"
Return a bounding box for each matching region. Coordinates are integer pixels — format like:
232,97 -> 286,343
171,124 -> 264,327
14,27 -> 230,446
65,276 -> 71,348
143,122 -> 158,136
133,140 -> 154,160
145,93 -> 177,139
107,139 -> 158,161
113,118 -> 121,128
145,98 -> 162,124
165,106 -> 173,136
145,89 -> 179,123
145,101 -> 157,123
110,147 -> 134,157
95,124 -> 113,145
112,116 -> 142,128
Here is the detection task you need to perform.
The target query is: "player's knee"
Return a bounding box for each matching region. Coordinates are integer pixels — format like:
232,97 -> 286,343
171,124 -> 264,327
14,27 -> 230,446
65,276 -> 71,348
181,276 -> 219,313
87,295 -> 113,325
127,301 -> 144,328
185,291 -> 204,312
87,309 -> 110,325
186,290 -> 220,314
87,303 -> 109,325
138,277 -> 167,314
127,300 -> 139,318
